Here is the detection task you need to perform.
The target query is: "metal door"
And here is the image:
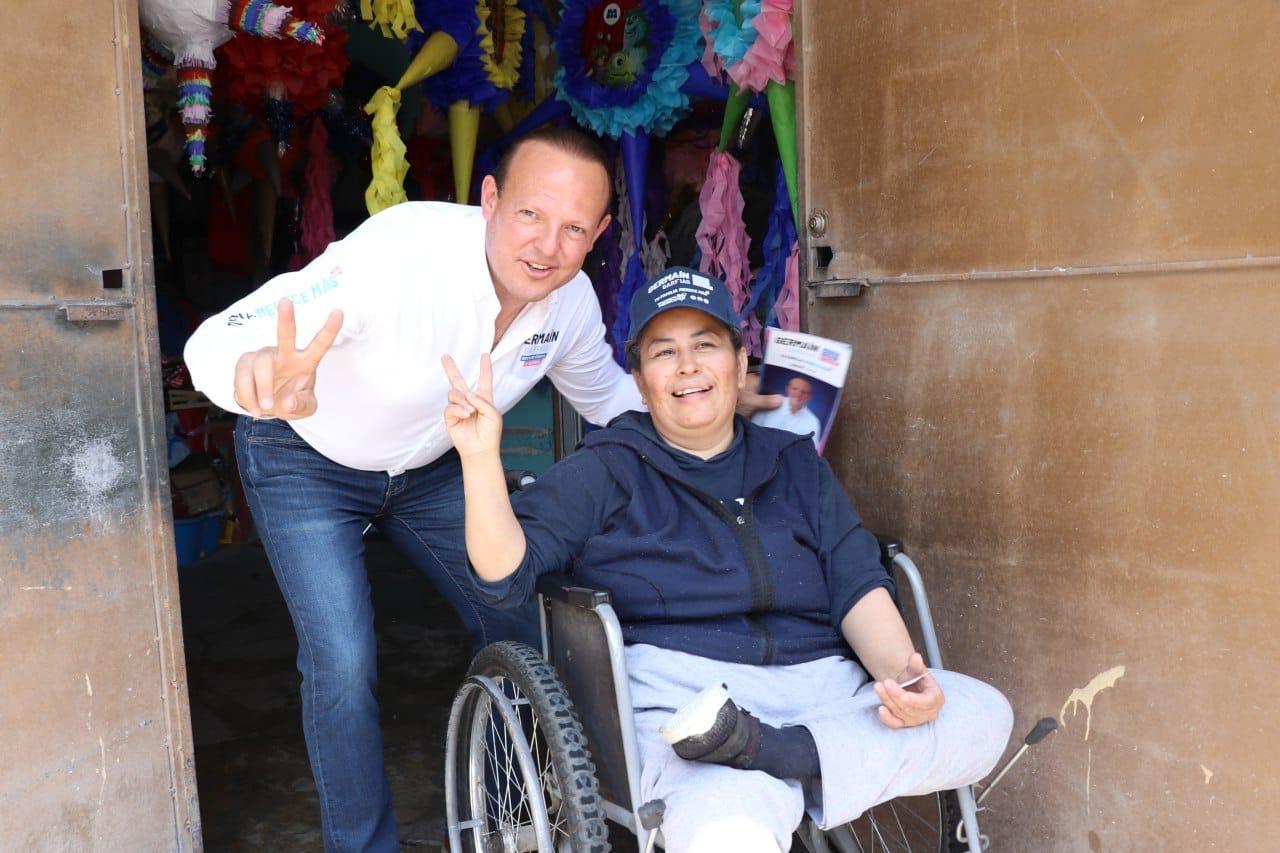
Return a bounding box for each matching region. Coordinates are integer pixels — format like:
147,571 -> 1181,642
797,1 -> 1280,849
0,1 -> 200,848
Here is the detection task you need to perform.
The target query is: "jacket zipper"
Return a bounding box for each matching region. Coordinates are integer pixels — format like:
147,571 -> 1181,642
637,452 -> 783,665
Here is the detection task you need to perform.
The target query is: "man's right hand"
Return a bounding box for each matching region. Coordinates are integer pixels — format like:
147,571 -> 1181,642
233,298 -> 344,419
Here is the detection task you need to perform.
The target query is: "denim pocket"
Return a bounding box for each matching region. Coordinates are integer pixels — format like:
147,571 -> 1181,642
241,418 -> 312,448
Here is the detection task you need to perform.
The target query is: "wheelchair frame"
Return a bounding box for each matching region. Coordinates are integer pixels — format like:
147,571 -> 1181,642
447,539 -> 988,852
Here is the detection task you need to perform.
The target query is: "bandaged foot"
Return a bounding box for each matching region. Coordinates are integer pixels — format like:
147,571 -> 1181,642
660,683 -> 763,770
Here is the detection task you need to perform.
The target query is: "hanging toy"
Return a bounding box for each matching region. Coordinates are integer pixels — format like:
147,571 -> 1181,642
139,0 -> 331,174
294,116 -> 337,266
218,1 -> 347,158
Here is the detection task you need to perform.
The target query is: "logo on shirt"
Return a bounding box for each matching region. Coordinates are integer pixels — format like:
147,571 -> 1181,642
518,330 -> 560,369
226,266 -> 344,326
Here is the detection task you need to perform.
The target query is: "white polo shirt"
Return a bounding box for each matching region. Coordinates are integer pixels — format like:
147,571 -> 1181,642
184,202 -> 643,474
752,403 -> 823,445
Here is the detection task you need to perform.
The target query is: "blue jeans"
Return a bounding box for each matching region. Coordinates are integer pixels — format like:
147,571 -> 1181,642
235,417 -> 539,852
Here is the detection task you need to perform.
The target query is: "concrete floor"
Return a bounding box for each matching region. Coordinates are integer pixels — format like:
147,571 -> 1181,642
180,536 -> 473,851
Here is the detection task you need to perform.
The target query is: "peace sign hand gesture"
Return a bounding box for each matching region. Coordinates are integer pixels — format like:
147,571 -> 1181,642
442,353 -> 503,460
233,298 -> 344,420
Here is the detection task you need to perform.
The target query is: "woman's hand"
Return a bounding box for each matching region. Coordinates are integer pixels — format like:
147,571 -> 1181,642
873,652 -> 946,729
442,353 -> 502,459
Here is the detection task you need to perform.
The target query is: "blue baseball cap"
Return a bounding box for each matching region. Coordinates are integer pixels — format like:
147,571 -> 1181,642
627,266 -> 737,344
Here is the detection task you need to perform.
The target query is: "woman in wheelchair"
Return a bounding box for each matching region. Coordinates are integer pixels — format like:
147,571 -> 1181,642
442,267 -> 1013,852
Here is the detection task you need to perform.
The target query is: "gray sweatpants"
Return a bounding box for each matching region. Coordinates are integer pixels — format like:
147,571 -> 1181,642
625,644 -> 1013,852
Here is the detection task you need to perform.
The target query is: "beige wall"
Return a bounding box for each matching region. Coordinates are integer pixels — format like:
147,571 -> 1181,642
798,1 -> 1280,848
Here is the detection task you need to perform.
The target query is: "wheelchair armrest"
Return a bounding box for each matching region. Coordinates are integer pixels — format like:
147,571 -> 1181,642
504,469 -> 537,494
876,534 -> 905,562
535,572 -> 612,610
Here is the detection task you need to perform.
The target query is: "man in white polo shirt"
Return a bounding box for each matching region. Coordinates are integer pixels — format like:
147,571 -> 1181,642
185,127 -> 779,851
753,376 -> 823,444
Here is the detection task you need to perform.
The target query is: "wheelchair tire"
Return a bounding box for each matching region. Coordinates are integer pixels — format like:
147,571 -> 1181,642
445,641 -> 610,853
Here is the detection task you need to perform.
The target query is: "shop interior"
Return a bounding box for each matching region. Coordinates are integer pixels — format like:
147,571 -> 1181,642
145,0 -> 803,847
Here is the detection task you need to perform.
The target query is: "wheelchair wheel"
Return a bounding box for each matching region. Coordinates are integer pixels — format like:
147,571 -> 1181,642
838,790 -> 965,853
445,642 -> 610,853
798,790 -> 964,853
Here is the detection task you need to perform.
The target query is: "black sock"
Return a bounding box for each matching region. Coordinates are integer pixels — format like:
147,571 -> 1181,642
747,723 -> 822,781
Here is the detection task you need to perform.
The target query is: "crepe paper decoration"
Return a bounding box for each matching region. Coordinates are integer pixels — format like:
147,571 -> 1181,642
365,86 -> 410,212
723,0 -> 791,92
477,0 -> 527,94
703,0 -> 759,67
359,0 -> 421,40
363,31 -> 456,212
408,0 -> 522,113
296,117 -> 336,265
696,150 -> 751,316
176,67 -> 214,172
771,238 -> 799,331
738,159 -> 794,352
176,65 -> 214,127
702,0 -> 798,227
285,18 -> 324,43
553,0 -> 701,139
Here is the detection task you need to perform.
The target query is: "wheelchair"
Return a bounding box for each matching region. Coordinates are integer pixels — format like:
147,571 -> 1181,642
444,538 -> 992,853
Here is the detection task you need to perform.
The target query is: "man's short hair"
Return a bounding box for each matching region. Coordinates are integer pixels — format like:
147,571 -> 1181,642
491,126 -> 615,218
625,323 -> 744,372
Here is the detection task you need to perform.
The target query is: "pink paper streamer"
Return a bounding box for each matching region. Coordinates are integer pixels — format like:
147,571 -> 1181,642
297,118 -> 335,266
772,238 -> 800,330
697,150 -> 752,321
728,0 -> 795,93
743,311 -> 764,357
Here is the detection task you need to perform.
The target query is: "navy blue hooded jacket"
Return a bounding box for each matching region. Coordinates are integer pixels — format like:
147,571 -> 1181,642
473,411 -> 894,666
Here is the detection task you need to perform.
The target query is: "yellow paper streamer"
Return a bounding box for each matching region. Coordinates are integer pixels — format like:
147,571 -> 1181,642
360,0 -> 421,41
475,0 -> 526,91
363,32 -> 463,215
364,86 -> 409,214
448,101 -> 481,205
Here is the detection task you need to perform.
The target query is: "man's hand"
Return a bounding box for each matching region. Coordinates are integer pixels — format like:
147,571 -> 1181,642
233,298 -> 344,419
873,652 -> 946,729
736,371 -> 784,417
442,353 -> 503,459
234,297 -> 345,420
